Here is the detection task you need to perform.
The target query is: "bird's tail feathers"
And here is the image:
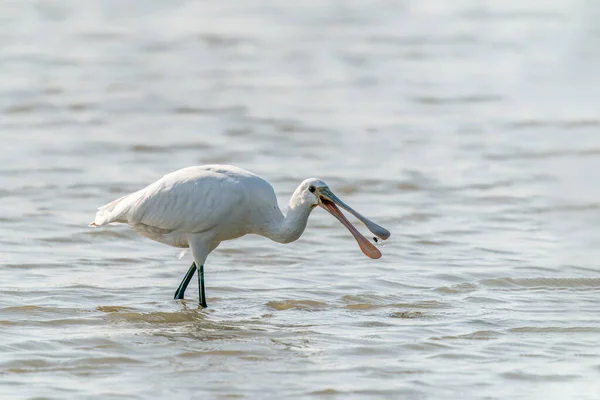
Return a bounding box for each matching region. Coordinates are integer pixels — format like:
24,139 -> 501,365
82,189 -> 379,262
90,193 -> 136,227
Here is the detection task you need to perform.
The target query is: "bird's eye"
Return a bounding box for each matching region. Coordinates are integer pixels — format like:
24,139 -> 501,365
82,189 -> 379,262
309,186 -> 316,193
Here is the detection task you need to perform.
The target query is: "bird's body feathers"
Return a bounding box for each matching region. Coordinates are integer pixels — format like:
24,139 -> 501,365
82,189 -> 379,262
91,165 -> 282,248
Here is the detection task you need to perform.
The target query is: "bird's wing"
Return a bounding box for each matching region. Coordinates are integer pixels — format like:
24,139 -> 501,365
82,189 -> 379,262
125,168 -> 246,234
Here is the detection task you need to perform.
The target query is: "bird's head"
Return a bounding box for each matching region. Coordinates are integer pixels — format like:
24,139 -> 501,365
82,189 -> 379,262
295,178 -> 390,259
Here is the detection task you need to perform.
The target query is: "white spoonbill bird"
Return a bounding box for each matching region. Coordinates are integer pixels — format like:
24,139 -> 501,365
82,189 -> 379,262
90,165 -> 390,307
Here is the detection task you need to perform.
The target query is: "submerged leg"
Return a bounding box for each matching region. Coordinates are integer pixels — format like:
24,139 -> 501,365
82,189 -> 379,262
198,264 -> 207,308
174,262 -> 197,300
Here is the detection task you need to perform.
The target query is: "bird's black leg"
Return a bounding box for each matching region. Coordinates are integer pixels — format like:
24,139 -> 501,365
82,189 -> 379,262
174,262 -> 197,300
198,264 -> 207,308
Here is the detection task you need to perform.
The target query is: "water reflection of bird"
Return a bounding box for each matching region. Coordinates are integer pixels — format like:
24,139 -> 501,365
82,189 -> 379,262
90,165 -> 390,307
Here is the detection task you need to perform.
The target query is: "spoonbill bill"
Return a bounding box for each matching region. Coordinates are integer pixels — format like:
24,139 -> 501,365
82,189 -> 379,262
90,165 -> 390,307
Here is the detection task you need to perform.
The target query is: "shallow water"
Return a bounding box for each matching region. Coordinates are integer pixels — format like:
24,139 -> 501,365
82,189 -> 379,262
2,0 -> 600,398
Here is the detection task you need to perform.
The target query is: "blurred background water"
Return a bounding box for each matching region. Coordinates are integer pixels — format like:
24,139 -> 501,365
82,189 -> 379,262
1,0 -> 600,398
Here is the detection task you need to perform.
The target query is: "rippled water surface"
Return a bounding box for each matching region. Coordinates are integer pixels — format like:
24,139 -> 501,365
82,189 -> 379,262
2,1 -> 600,398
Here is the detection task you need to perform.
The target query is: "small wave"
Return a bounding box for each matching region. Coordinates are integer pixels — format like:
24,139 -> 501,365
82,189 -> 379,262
4,359 -> 53,373
3,263 -> 55,270
510,326 -> 600,333
433,330 -> 503,341
534,203 -> 600,214
501,371 -> 579,382
480,277 -> 600,288
39,318 -> 103,327
486,148 -> 600,161
434,282 -> 477,294
390,311 -> 425,319
412,95 -> 502,105
506,119 -> 600,130
266,300 -> 328,311
106,310 -> 206,324
83,229 -> 139,240
96,306 -> 136,313
39,236 -> 87,244
178,350 -> 246,358
74,356 -> 141,366
172,105 -> 246,115
310,389 -> 340,395
1,305 -> 84,314
414,239 -> 455,246
345,300 -> 450,311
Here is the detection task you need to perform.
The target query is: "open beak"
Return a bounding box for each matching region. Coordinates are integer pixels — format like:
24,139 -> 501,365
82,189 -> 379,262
317,187 -> 390,259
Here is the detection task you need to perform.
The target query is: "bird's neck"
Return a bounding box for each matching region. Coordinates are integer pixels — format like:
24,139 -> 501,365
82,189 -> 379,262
264,200 -> 313,244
